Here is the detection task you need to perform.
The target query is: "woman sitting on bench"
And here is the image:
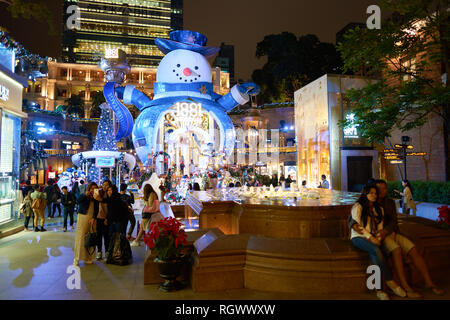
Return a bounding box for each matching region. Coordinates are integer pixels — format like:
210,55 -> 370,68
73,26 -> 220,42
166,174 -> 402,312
350,184 -> 406,300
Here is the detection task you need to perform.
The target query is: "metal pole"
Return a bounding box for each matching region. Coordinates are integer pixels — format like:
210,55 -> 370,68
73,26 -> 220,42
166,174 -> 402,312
403,146 -> 407,180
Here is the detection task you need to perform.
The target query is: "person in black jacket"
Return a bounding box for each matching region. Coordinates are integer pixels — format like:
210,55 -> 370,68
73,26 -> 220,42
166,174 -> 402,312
43,180 -> 56,218
119,183 -> 135,241
105,185 -> 129,237
61,186 -> 75,232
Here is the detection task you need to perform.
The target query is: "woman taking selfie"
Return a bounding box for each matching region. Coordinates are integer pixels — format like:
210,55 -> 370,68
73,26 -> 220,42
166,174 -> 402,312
73,182 -> 99,266
131,184 -> 160,247
350,184 -> 406,300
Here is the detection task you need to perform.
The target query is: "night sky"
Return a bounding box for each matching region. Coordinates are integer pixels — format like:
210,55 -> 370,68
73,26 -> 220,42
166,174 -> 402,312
0,0 -> 382,80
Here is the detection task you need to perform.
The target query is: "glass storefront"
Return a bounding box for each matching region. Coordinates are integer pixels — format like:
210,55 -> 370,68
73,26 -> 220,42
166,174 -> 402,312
0,110 -> 21,226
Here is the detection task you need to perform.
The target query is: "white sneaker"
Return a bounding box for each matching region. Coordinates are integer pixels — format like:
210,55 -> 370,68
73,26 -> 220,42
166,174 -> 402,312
96,252 -> 102,260
376,290 -> 390,300
130,240 -> 140,247
386,281 -> 407,298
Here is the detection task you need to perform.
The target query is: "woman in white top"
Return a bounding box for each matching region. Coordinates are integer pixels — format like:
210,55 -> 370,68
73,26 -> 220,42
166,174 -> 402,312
394,180 -> 416,216
351,184 -> 406,300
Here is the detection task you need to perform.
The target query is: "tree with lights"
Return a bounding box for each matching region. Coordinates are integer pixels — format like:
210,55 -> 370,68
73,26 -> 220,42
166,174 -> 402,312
338,0 -> 450,179
93,103 -> 118,152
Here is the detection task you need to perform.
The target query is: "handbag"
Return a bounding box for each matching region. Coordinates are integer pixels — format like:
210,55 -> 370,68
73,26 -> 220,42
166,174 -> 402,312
142,206 -> 152,219
84,223 -> 98,256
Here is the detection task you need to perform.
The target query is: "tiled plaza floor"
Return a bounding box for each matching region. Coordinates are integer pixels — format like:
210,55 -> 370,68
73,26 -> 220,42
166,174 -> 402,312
0,218 -> 449,300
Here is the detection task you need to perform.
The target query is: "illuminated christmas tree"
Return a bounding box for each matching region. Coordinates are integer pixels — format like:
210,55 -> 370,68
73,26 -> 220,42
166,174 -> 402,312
88,103 -> 118,182
93,103 -> 118,151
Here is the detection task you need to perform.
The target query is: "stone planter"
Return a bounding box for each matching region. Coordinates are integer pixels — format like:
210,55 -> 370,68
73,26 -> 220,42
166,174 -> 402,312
155,258 -> 184,292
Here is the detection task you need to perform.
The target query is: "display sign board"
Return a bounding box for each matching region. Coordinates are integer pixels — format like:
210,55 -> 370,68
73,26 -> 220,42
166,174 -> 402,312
0,85 -> 9,101
48,172 -> 56,179
96,156 -> 116,168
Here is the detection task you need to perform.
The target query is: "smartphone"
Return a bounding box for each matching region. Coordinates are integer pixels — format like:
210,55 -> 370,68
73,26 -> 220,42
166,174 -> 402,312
94,188 -> 100,197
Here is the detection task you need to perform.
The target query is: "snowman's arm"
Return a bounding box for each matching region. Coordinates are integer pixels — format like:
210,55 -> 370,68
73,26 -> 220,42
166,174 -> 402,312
217,83 -> 260,112
114,85 -> 152,111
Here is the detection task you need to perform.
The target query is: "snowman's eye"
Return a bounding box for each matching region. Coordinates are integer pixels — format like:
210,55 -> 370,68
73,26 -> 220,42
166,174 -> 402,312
194,66 -> 199,70
177,64 -> 180,67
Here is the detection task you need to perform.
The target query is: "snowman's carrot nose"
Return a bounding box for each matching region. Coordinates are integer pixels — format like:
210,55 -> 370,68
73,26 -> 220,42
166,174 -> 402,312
183,68 -> 192,76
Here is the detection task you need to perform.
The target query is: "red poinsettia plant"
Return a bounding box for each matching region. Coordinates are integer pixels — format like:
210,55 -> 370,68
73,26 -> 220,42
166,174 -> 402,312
437,206 -> 450,229
143,217 -> 188,261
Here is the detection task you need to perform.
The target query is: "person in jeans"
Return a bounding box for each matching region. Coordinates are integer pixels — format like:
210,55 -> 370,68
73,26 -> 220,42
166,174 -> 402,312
43,180 -> 56,218
31,185 -> 47,232
350,180 -> 444,297
61,186 -> 75,232
21,190 -> 34,230
93,180 -> 112,260
350,184 -> 405,300
119,183 -> 136,241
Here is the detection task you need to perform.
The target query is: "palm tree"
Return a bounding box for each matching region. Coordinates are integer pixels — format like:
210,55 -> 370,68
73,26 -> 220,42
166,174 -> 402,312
65,94 -> 85,117
89,91 -> 105,118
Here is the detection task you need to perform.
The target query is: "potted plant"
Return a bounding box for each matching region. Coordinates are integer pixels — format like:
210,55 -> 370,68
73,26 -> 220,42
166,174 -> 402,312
437,206 -> 450,230
143,217 -> 188,291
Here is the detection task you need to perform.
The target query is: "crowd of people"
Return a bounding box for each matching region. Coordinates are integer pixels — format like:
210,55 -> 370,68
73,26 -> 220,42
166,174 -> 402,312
349,179 -> 443,299
19,178 -> 174,266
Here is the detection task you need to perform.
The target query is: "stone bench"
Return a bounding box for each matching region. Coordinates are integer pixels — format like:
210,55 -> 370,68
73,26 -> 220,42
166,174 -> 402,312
190,220 -> 450,293
143,220 -> 450,294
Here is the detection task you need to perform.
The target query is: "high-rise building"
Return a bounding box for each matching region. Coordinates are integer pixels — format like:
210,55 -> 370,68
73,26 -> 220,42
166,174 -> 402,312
213,42 -> 235,85
62,0 -> 183,67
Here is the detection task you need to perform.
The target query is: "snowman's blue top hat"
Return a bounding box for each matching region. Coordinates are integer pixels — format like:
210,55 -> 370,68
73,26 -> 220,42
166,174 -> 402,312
155,30 -> 220,57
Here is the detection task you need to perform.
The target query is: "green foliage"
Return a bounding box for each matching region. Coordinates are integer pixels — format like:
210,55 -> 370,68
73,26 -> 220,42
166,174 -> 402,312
4,0 -> 56,35
65,94 -> 85,117
252,32 -> 342,104
91,91 -> 106,108
337,0 -> 450,149
387,180 -> 450,204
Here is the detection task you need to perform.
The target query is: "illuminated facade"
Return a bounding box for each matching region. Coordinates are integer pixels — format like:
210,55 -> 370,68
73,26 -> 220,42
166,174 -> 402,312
62,0 -> 183,67
0,44 -> 27,230
295,74 -> 379,192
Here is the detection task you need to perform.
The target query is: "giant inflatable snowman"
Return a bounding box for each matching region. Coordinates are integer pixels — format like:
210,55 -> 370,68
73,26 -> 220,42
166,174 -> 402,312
108,30 -> 260,166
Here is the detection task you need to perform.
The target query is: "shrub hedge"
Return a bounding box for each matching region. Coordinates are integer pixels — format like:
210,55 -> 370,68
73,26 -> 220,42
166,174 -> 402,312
386,180 -> 450,205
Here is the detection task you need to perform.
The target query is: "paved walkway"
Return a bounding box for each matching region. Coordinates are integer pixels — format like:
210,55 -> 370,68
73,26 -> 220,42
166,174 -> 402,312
0,219 -> 449,300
